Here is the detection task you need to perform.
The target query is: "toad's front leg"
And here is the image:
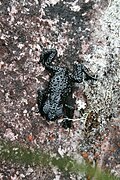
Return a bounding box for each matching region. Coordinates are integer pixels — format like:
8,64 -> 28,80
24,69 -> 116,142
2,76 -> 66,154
39,49 -> 57,65
39,48 -> 60,73
72,63 -> 97,83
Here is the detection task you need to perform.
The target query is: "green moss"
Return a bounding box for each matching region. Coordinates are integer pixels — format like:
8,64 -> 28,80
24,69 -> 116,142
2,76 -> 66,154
0,140 -> 118,179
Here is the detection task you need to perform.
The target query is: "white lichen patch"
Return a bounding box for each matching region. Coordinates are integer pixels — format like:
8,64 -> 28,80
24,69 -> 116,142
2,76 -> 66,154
17,43 -> 24,49
41,0 -> 61,8
26,167 -> 34,176
58,146 -> 67,157
83,0 -> 120,132
52,167 -> 61,180
8,4 -> 18,25
44,0 -> 61,6
102,0 -> 120,55
1,0 -> 120,178
76,99 -> 86,110
4,128 -> 18,141
69,1 -> 81,12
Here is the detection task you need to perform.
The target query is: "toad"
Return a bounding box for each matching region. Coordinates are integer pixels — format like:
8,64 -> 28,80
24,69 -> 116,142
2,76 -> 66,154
37,49 -> 97,129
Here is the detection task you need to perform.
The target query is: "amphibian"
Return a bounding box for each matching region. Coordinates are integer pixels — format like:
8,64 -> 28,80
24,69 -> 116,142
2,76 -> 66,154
37,49 -> 97,129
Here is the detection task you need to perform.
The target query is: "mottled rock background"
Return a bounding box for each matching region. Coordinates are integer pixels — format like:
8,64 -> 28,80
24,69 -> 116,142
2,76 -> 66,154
0,0 -> 120,179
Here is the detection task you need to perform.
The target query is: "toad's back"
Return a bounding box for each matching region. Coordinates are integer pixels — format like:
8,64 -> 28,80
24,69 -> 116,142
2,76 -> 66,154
48,67 -> 70,96
37,48 -> 97,128
41,68 -> 72,120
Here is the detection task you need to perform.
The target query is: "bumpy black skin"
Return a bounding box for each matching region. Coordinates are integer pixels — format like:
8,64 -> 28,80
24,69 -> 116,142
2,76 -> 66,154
37,49 -> 97,129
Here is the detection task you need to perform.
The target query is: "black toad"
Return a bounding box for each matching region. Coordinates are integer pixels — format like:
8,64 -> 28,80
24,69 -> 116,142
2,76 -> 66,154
37,49 -> 97,129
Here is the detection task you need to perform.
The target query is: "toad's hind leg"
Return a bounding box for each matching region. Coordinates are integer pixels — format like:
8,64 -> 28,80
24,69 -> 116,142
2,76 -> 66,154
37,89 -> 47,116
60,96 -> 75,129
64,96 -> 75,119
39,49 -> 57,65
61,119 -> 73,129
82,65 -> 97,81
72,63 -> 97,82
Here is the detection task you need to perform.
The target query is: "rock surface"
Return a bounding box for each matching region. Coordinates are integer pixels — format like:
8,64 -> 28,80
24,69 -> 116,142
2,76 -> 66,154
0,0 -> 120,179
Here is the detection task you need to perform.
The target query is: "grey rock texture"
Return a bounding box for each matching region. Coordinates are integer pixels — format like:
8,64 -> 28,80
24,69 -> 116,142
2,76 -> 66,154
0,0 -> 120,179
